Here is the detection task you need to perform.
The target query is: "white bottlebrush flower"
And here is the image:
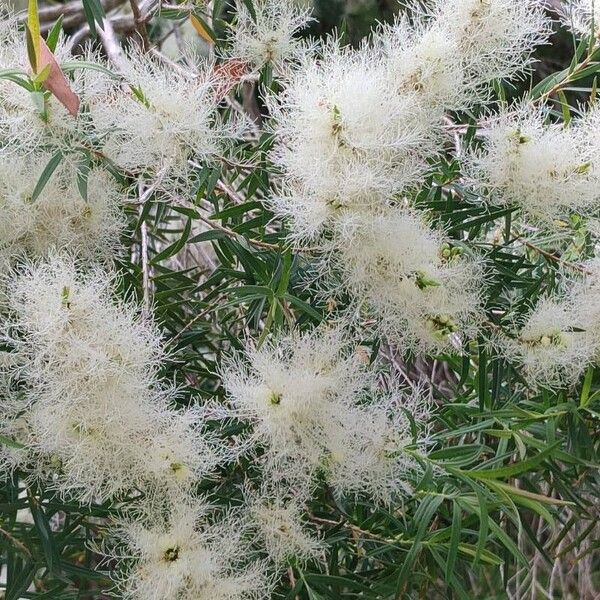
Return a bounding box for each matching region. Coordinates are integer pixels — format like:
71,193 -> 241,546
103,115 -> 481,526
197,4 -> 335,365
377,17 -> 470,112
464,104 -> 600,221
89,48 -> 234,187
0,153 -> 125,268
559,0 -> 600,36
496,262 -> 600,388
219,328 -> 369,477
244,482 -> 322,565
326,386 -> 431,504
220,328 -> 429,500
0,258 -> 216,502
494,297 -> 596,388
267,40 -> 436,238
429,0 -> 551,85
378,0 -> 550,112
321,210 -> 484,352
227,0 -> 314,72
109,502 -> 270,600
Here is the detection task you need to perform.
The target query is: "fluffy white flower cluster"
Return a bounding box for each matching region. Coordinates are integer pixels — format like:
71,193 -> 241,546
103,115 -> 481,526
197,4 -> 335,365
0,20 -> 125,270
0,258 -> 273,599
268,0 -> 551,351
560,0 -> 600,36
0,19 -> 96,154
0,154 -> 124,271
220,328 -> 430,504
268,41 -> 436,238
0,258 -> 217,503
379,0 -> 550,112
464,103 -> 600,221
108,503 -> 270,600
243,481 -> 323,565
226,0 -> 314,72
494,263 -> 600,388
321,210 -> 485,351
0,16 -> 230,198
88,48 -> 234,190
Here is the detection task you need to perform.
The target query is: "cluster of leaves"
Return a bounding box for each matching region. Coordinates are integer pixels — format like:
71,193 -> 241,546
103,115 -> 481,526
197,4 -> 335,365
0,1 -> 599,599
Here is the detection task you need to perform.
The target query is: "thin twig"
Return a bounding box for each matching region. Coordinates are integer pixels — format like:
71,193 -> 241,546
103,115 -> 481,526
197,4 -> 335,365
96,16 -> 128,71
513,232 -> 592,275
168,299 -> 223,346
138,189 -> 152,317
0,526 -> 33,558
129,0 -> 151,51
287,567 -> 300,600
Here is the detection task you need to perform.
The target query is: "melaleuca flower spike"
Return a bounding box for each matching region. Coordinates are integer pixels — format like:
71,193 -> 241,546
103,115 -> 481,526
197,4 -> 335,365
105,501 -> 271,600
464,104 -> 600,222
89,48 -> 238,191
318,210 -> 485,352
225,0 -> 314,73
220,327 -> 429,501
0,257 -> 218,503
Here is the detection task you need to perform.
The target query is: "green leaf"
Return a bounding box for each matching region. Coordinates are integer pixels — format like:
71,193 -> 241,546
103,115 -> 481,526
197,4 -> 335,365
189,230 -> 228,243
151,219 -> 192,264
31,151 -> 63,202
0,69 -> 33,90
46,14 -> 64,53
240,0 -> 257,21
32,63 -> 51,85
445,501 -> 462,582
27,491 -> 62,577
60,61 -> 121,79
25,23 -> 38,75
27,0 -> 41,72
76,153 -> 92,201
395,494 -> 444,595
459,442 -> 560,480
0,434 -> 25,449
283,294 -> 323,322
580,366 -> 594,408
82,0 -> 106,36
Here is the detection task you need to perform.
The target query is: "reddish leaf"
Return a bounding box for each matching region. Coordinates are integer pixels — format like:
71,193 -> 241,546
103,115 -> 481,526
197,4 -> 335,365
39,37 -> 80,117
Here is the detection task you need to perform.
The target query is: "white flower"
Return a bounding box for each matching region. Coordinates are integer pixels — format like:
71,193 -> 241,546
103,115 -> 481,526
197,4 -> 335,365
495,263 -> 600,388
219,328 -> 368,477
428,0 -> 551,85
0,153 -> 125,268
244,482 -> 322,565
227,0 -> 314,72
220,327 -> 429,500
327,386 -> 431,504
377,16 -> 470,112
108,502 -> 270,600
559,0 -> 600,36
494,298 -> 595,388
0,19 -> 113,155
89,49 -> 235,187
267,40 -> 435,238
377,0 -> 550,112
0,257 -> 217,502
464,104 -> 600,221
320,210 -> 484,352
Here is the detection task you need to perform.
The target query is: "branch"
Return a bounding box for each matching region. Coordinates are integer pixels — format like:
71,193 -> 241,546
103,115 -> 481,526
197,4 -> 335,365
128,0 -> 151,51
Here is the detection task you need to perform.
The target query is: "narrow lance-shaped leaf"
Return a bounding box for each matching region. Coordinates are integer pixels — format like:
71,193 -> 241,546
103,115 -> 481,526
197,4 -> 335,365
26,0 -> 41,73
